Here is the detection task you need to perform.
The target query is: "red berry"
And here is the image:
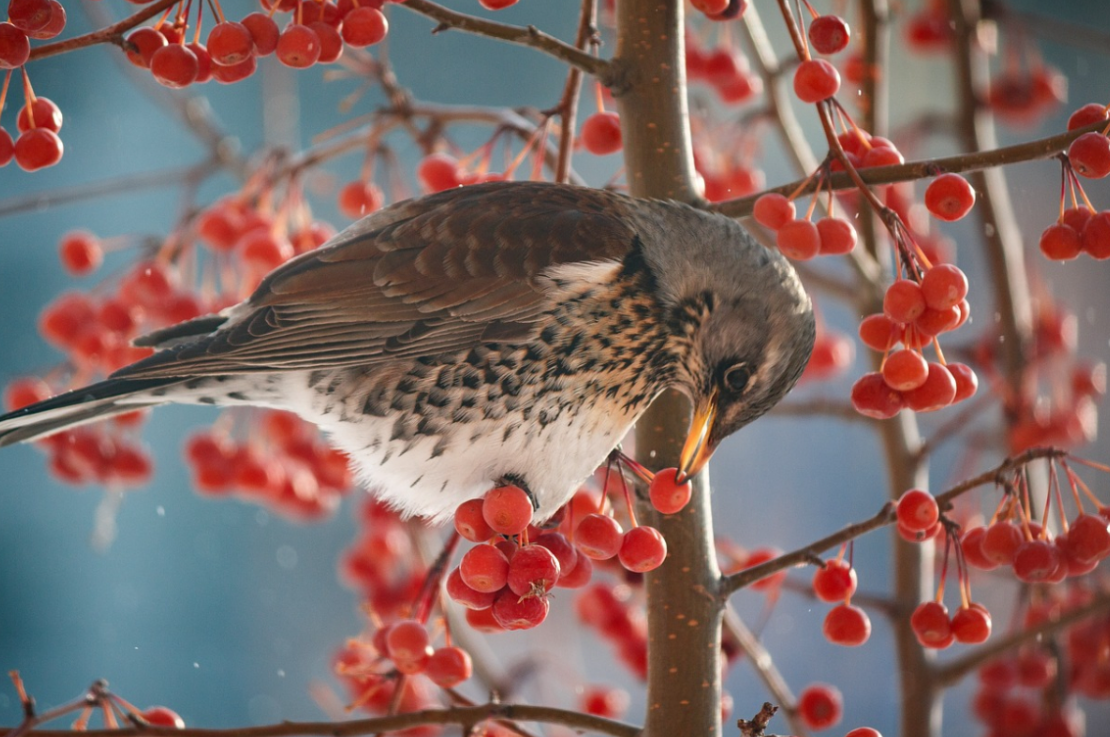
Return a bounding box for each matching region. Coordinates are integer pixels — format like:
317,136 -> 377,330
150,44 -> 199,88
482,485 -> 533,535
618,525 -> 667,572
337,180 -> 384,219
858,313 -> 899,352
445,567 -> 497,609
883,279 -> 926,322
649,468 -> 692,514
0,22 -> 30,69
981,521 -> 1023,565
187,43 -> 212,83
459,544 -> 510,593
575,513 -> 623,559
207,21 -> 254,65
16,97 -> 62,133
8,0 -> 52,33
961,526 -> 998,571
59,230 -> 103,275
579,686 -> 630,718
507,543 -> 560,596
920,264 -> 968,311
793,59 -> 841,103
951,604 -> 992,644
861,144 -> 904,168
816,216 -> 857,255
844,730 -> 882,737
342,6 -> 389,47
417,153 -> 461,193
25,0 -> 63,40
1013,539 -> 1063,583
479,0 -> 520,9
139,707 -> 184,729
454,498 -> 495,542
1082,210 -> 1110,259
14,127 -> 63,171
940,363 -> 974,403
4,376 -> 51,411
0,127 -> 12,166
581,112 -> 622,155
385,620 -> 431,673
911,601 -> 952,648
690,0 -> 730,14
209,54 -> 257,84
425,646 -> 472,688
896,489 -> 939,532
1068,132 -> 1110,178
752,193 -> 795,231
238,230 -> 293,272
242,13 -> 280,56
797,683 -> 843,730
1067,103 -> 1108,131
924,173 -> 976,221
812,558 -> 857,602
1039,222 -> 1082,261
311,21 -> 343,64
276,24 -> 321,68
823,603 -> 871,646
902,362 -> 957,412
808,15 -> 851,55
850,372 -> 904,419
1064,514 -> 1110,564
776,219 -> 821,260
882,349 -> 929,391
491,587 -> 549,629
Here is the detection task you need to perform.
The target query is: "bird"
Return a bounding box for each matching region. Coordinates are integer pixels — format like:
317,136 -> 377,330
0,181 -> 815,523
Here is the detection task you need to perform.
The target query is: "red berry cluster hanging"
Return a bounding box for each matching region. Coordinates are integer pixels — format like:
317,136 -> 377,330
124,0 -> 394,90
813,549 -> 870,647
185,410 -> 352,521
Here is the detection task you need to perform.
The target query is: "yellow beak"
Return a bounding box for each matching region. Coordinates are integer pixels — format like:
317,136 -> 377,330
678,393 -> 718,482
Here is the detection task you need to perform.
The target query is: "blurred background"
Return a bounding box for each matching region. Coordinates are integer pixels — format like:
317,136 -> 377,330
0,1 -> 1108,735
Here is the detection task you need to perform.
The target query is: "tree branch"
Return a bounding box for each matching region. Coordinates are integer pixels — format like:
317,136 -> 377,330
713,121 -> 1106,219
0,705 -> 640,737
28,0 -> 180,61
401,0 -> 613,84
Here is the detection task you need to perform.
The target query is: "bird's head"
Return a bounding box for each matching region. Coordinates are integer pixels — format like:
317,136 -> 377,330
633,200 -> 816,479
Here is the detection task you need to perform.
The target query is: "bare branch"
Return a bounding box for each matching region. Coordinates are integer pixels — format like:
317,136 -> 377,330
0,705 -> 640,737
401,0 -> 613,83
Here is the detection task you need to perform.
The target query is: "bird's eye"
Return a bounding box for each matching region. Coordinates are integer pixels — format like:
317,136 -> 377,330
722,363 -> 752,394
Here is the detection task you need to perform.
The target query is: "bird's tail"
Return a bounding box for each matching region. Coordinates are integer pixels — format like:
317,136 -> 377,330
0,376 -> 181,447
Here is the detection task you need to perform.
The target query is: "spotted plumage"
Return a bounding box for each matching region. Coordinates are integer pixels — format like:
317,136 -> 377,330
0,182 -> 814,522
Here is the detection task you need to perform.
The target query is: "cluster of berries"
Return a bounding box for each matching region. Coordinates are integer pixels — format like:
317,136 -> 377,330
185,410 -> 352,522
686,41 -> 763,106
127,1 -> 393,89
0,0 -> 66,170
851,266 -> 978,419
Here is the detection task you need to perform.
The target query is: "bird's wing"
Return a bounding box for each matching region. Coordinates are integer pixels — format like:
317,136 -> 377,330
113,182 -> 642,379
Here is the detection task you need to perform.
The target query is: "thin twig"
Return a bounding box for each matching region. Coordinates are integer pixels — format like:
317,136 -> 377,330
401,0 -> 613,84
552,0 -> 596,183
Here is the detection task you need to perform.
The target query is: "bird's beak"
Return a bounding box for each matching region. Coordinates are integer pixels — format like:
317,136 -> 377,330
678,392 -> 718,482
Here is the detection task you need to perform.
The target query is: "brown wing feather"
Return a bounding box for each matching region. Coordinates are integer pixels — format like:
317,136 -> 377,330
113,182 -> 641,380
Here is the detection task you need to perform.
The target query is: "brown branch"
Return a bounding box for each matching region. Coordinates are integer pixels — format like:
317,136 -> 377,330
28,0 -> 180,61
0,705 -> 640,737
934,588 -> 1110,687
552,0 -> 597,184
401,0 -> 613,84
713,121 -> 1106,219
934,447 -> 1065,508
720,503 -> 897,597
